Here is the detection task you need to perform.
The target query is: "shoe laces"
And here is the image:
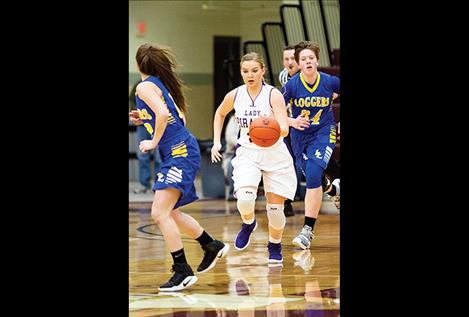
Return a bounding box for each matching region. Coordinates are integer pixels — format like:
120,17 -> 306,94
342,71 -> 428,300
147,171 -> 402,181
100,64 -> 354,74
169,264 -> 188,282
301,226 -> 313,239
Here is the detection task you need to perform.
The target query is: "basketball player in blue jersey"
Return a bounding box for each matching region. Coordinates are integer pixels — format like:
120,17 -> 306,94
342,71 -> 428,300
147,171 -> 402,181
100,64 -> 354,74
283,41 -> 340,250
130,43 -> 229,291
279,45 -> 341,211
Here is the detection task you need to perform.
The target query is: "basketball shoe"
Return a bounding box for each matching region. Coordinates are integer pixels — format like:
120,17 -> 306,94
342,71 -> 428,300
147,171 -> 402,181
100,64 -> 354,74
197,240 -> 230,273
158,263 -> 198,292
267,242 -> 283,266
330,179 -> 340,209
292,225 -> 315,249
234,220 -> 257,250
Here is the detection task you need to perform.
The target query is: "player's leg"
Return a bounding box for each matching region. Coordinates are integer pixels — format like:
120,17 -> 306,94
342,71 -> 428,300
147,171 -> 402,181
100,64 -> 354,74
292,161 -> 322,250
151,188 -> 197,291
265,192 -> 287,265
231,148 -> 262,251
172,209 -> 229,273
262,144 -> 297,264
293,126 -> 336,249
233,186 -> 259,250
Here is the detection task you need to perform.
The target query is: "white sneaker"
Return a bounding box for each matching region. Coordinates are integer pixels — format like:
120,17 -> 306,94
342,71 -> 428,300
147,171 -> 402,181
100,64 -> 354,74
331,179 -> 340,209
332,178 -> 340,195
292,225 -> 315,249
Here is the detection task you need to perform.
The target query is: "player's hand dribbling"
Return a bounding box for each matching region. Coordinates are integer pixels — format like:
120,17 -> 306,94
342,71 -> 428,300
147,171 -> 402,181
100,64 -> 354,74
139,140 -> 157,153
291,115 -> 310,131
211,142 -> 222,163
129,110 -> 143,125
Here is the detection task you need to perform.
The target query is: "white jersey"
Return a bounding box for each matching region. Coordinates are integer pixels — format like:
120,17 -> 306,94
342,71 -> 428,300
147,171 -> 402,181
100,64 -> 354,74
233,83 -> 283,150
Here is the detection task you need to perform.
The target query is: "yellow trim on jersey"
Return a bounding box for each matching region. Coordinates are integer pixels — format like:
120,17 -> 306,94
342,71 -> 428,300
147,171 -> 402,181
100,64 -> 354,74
168,93 -> 185,120
171,142 -> 188,158
161,94 -> 181,125
137,108 -> 153,120
167,113 -> 176,124
143,123 -> 154,135
173,103 -> 184,119
330,126 -> 336,144
300,72 -> 321,93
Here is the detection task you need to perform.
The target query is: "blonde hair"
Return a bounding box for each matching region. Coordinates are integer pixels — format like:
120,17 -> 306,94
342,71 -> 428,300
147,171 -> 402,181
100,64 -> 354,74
240,52 -> 266,69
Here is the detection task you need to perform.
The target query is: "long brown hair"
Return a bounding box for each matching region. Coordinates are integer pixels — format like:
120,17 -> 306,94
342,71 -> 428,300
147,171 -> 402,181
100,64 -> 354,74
136,43 -> 188,112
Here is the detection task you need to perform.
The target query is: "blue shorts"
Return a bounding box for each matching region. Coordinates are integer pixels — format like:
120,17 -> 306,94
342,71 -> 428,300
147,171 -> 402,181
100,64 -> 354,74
291,124 -> 337,187
152,133 -> 201,209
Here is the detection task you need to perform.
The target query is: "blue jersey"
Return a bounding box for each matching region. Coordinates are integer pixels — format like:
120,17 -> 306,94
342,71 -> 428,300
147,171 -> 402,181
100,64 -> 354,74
135,75 -> 188,145
283,71 -> 340,185
135,75 -> 200,208
283,71 -> 340,134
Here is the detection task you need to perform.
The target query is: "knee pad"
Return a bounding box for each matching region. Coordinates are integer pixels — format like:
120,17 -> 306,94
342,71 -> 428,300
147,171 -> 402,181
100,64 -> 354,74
236,187 -> 257,217
305,161 -> 324,189
266,204 -> 286,229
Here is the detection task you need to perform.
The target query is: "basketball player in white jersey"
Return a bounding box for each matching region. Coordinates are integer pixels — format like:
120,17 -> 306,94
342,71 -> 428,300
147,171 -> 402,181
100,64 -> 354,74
211,52 -> 297,266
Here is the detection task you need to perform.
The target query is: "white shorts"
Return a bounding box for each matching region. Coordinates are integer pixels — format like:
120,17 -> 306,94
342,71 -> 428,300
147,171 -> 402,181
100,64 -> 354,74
231,142 -> 297,200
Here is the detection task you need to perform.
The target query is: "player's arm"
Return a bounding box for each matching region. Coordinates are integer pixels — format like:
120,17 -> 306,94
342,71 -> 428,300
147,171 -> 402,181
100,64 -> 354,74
282,82 -> 309,131
211,89 -> 236,163
136,81 -> 170,152
270,89 -> 289,137
282,81 -> 298,127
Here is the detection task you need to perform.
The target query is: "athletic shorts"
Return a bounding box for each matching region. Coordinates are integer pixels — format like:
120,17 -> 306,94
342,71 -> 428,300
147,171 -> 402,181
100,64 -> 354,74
231,141 -> 297,200
292,124 -> 337,187
153,133 -> 200,209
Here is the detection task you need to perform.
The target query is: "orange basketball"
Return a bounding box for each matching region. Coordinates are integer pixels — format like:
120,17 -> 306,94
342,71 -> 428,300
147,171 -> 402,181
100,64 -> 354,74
249,116 -> 281,147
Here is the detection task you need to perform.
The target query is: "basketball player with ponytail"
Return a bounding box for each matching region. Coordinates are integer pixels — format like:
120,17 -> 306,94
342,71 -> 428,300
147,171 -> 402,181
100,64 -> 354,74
211,52 -> 297,266
130,43 -> 229,291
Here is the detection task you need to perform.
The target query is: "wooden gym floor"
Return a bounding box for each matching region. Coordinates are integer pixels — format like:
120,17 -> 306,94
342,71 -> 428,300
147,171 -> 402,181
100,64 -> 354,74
129,198 -> 340,316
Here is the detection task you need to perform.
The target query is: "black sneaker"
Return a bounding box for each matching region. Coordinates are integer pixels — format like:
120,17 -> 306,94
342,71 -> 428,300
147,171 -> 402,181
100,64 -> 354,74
284,200 -> 295,217
197,240 -> 230,273
158,263 -> 198,292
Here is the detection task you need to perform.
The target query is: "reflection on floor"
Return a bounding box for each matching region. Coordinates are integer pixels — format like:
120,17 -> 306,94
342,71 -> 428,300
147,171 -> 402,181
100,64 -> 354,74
129,199 -> 340,316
